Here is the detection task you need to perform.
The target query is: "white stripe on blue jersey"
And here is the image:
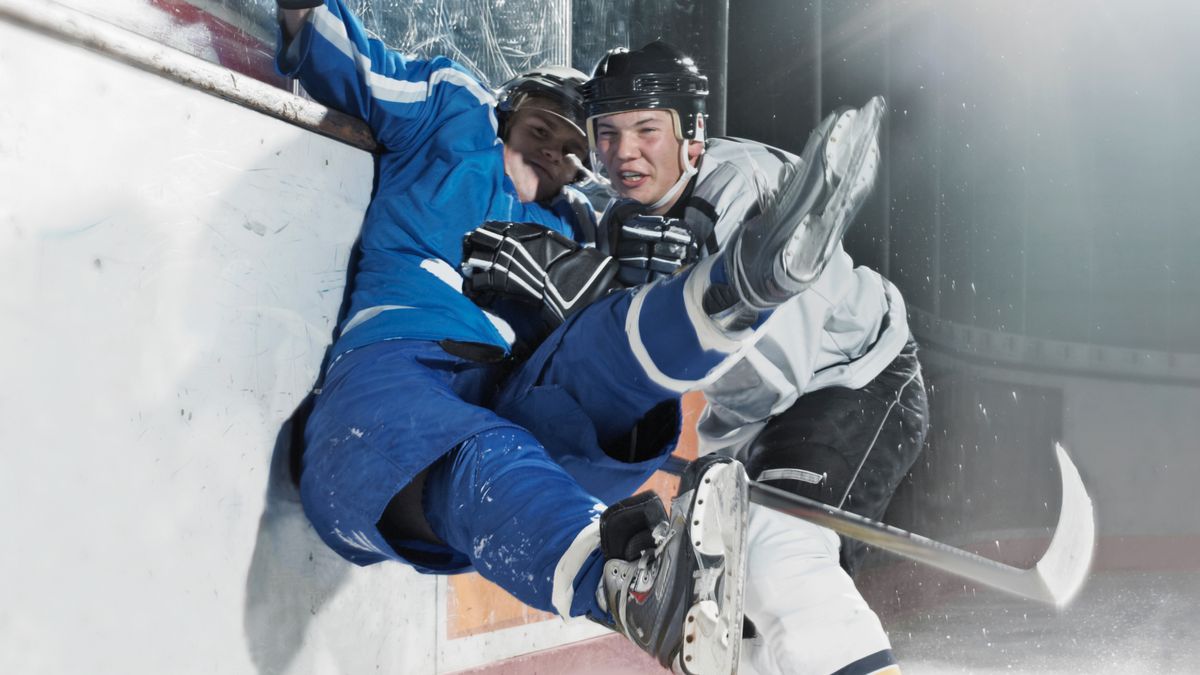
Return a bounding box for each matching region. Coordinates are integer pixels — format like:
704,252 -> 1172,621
309,6 -> 497,130
278,1 -> 579,360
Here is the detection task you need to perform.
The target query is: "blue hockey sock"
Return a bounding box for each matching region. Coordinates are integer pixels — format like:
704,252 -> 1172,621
571,549 -> 611,620
423,427 -> 607,616
709,251 -> 731,286
626,261 -> 741,391
700,253 -> 770,332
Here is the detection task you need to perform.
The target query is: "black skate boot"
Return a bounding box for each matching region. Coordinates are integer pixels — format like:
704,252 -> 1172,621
598,455 -> 750,674
722,95 -> 886,312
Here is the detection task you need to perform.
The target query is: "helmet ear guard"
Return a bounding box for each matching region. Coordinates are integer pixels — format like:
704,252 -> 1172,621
692,110 -> 706,143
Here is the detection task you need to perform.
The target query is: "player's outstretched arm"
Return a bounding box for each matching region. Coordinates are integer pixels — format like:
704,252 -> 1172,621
274,0 -> 494,152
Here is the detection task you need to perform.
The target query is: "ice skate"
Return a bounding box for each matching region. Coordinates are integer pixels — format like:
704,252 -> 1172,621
598,455 -> 750,674
723,95 -> 886,310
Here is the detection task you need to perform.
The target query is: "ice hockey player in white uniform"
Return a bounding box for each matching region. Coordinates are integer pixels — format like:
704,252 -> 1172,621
579,42 -> 931,675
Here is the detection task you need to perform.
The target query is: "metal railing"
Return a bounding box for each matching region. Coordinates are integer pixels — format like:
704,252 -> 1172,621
1,0 -> 377,152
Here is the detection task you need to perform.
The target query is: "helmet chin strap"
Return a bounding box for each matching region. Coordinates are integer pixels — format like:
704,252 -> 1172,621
569,153 -> 615,195
581,112 -> 702,210
646,139 -> 698,213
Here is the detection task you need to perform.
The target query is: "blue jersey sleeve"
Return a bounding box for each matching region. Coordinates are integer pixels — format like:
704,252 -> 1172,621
276,1 -> 497,154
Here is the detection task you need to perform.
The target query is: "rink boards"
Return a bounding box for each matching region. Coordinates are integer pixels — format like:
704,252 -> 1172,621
0,14 -> 672,674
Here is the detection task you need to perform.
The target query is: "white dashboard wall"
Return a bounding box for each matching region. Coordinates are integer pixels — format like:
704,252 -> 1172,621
0,21 -> 452,675
0,15 -> 620,673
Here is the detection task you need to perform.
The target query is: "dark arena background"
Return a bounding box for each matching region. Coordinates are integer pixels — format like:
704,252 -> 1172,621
3,1 -> 1198,673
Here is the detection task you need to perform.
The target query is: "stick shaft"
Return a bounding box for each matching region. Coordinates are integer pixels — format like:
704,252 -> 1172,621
658,454 -> 1060,604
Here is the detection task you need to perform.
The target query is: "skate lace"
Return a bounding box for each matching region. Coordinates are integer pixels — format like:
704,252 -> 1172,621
691,564 -> 722,603
629,520 -> 677,603
650,519 -> 673,549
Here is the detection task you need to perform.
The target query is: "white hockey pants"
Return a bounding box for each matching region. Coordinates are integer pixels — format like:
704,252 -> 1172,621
739,505 -> 896,675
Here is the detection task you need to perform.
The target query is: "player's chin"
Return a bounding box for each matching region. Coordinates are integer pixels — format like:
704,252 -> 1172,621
623,184 -> 659,206
534,173 -> 568,203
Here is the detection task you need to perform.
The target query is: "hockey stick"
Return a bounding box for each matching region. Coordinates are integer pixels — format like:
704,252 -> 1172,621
660,442 -> 1095,607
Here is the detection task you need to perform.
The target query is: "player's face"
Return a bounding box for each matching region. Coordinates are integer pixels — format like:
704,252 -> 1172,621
593,110 -> 690,214
503,105 -> 588,203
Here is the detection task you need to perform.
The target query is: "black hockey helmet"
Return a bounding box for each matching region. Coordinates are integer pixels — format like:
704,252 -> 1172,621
581,41 -> 709,142
495,66 -> 589,140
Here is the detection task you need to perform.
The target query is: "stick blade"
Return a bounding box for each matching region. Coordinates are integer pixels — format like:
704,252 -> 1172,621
1035,442 -> 1096,607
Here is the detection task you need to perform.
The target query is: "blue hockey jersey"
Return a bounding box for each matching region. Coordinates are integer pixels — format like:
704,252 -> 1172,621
276,0 -> 582,360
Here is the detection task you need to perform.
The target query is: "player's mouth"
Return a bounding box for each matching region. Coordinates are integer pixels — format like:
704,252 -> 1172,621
529,160 -> 553,183
618,170 -> 648,189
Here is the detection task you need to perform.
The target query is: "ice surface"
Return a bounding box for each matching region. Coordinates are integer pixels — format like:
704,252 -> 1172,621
888,570 -> 1200,674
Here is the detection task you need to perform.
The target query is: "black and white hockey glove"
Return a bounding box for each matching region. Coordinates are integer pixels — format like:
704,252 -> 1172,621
602,201 -> 701,286
277,0 -> 323,9
463,221 -> 619,328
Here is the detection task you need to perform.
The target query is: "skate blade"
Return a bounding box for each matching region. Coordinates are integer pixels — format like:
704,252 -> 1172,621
782,95 -> 885,287
679,461 -> 750,675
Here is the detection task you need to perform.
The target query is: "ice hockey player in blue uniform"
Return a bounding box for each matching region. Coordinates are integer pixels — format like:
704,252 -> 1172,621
577,43 -> 930,674
275,2 -> 760,672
